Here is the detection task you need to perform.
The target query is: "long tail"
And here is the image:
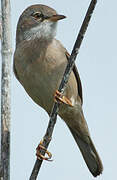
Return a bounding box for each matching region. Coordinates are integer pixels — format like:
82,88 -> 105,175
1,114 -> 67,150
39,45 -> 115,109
68,126 -> 103,177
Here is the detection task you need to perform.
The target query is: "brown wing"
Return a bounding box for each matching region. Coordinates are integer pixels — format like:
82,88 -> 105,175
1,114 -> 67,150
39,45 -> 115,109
65,51 -> 83,105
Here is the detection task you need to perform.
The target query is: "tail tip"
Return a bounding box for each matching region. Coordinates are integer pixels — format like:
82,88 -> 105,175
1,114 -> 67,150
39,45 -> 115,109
92,165 -> 103,177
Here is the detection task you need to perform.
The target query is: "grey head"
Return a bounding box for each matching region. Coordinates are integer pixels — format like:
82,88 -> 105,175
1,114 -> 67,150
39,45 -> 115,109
16,4 -> 66,45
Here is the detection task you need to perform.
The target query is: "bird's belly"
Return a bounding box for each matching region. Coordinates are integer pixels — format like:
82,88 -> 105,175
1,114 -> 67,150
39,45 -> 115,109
19,61 -> 65,113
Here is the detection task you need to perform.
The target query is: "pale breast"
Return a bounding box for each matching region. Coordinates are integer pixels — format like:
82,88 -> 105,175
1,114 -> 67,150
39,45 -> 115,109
14,38 -> 78,114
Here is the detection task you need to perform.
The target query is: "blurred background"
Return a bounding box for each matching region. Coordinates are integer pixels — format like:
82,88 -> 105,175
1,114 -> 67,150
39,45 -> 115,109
1,0 -> 117,179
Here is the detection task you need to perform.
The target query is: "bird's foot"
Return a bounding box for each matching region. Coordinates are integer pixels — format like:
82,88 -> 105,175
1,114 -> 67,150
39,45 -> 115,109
36,139 -> 52,161
54,90 -> 73,106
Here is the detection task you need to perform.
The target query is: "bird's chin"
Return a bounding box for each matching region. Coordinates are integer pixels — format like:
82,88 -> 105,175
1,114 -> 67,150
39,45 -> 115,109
23,21 -> 57,41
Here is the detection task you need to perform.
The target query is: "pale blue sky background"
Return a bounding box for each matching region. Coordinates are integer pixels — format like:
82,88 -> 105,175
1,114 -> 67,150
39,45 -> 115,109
2,0 -> 117,179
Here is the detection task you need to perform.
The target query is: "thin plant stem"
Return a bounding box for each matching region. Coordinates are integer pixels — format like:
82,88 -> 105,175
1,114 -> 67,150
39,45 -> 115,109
29,0 -> 97,179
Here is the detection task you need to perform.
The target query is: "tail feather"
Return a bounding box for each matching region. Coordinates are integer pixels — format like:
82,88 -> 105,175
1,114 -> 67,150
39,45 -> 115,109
69,127 -> 103,177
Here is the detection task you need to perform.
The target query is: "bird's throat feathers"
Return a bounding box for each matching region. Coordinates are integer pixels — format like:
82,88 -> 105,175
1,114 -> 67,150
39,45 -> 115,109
23,21 -> 57,41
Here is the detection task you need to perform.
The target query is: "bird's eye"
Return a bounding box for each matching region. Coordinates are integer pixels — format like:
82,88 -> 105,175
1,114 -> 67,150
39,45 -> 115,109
31,12 -> 43,19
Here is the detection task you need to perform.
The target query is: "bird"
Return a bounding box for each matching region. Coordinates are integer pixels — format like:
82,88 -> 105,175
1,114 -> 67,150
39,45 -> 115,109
13,4 -> 103,177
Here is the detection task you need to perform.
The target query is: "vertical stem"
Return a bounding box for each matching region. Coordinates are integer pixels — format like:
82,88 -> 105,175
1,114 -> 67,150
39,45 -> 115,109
0,0 -> 12,179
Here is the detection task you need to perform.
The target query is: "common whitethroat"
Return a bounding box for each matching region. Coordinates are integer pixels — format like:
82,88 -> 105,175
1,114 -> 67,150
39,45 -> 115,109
13,4 -> 103,177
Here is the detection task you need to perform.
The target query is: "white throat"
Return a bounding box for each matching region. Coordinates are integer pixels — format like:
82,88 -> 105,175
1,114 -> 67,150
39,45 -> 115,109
24,21 -> 57,41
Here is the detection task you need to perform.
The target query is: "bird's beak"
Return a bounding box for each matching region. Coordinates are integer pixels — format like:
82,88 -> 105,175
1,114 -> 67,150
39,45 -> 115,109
48,14 -> 66,22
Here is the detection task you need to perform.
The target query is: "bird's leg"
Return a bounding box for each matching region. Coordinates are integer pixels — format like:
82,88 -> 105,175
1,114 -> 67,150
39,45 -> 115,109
36,139 -> 52,161
54,90 -> 73,106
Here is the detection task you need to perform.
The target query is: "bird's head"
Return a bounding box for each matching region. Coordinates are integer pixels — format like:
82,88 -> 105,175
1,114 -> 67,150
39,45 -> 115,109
16,4 -> 66,44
